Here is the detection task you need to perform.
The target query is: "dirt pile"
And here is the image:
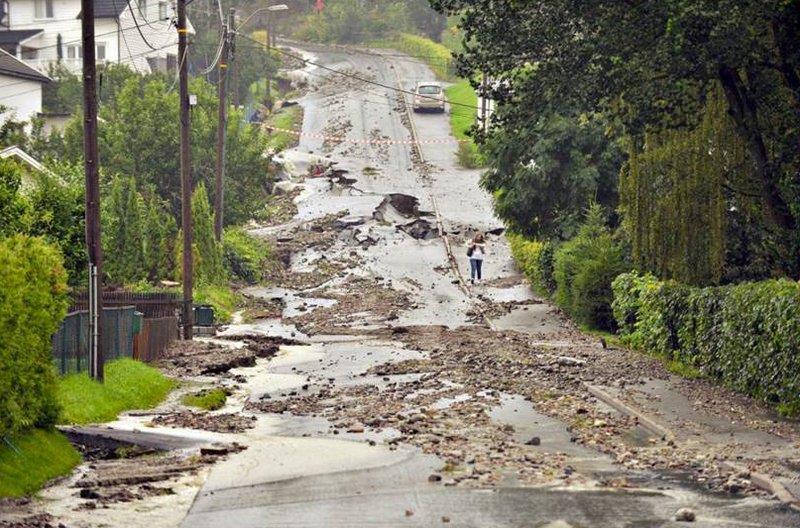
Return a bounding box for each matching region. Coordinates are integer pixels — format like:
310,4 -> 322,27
288,276 -> 414,333
149,412 -> 257,433
158,341 -> 256,377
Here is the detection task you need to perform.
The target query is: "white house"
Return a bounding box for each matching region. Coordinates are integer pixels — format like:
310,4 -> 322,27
0,0 -> 180,75
0,47 -> 50,123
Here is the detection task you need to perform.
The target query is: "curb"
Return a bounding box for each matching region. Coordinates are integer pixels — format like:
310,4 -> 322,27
720,461 -> 800,511
584,384 -> 676,441
584,385 -> 800,510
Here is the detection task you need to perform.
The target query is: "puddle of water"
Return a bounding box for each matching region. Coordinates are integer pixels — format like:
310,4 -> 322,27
270,344 -> 326,367
219,318 -> 308,341
200,436 -> 415,490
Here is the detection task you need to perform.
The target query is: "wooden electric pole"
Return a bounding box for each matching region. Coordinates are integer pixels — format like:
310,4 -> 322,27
178,0 -> 193,339
80,0 -> 104,381
213,14 -> 230,241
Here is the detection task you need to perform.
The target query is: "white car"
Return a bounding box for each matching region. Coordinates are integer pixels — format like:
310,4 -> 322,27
412,82 -> 446,113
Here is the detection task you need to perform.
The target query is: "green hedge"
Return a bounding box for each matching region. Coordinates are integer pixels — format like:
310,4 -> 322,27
612,273 -> 800,413
0,235 -> 69,438
508,234 -> 555,296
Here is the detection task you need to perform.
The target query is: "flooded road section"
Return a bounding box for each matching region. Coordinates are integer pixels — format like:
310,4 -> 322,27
181,45 -> 800,527
7,44 -> 798,528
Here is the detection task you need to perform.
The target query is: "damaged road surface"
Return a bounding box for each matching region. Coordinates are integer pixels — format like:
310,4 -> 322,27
11,44 -> 798,528
178,44 -> 800,528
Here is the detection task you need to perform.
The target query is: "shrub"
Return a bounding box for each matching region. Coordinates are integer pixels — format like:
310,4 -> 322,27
612,273 -> 800,413
508,234 -> 556,296
0,236 -> 68,438
553,205 -> 629,330
223,227 -> 273,284
383,33 -> 455,80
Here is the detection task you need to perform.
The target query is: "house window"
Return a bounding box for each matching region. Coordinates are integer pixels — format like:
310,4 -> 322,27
138,0 -> 147,17
96,43 -> 106,60
158,1 -> 167,20
34,0 -> 53,18
66,44 -> 81,59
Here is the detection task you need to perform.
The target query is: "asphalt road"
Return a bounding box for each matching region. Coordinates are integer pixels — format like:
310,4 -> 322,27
181,45 -> 800,528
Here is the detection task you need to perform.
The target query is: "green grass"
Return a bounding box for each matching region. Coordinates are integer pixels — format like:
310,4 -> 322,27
57,358 -> 174,425
373,33 -> 457,81
265,105 -> 304,152
182,388 -> 227,411
664,359 -> 704,379
0,429 -> 81,497
195,283 -> 241,324
445,79 -> 478,140
444,80 -> 484,168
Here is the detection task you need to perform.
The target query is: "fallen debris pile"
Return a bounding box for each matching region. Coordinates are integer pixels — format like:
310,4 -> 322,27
149,411 -> 257,433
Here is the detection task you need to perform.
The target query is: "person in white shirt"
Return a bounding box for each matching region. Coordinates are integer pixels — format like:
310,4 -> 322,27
467,233 -> 486,285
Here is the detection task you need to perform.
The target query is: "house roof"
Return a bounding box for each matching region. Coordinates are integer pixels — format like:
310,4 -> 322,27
0,145 -> 49,175
0,29 -> 44,46
0,48 -> 50,83
77,0 -> 128,19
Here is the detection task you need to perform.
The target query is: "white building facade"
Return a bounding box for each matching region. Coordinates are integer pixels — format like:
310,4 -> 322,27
0,48 -> 49,123
0,0 -> 179,75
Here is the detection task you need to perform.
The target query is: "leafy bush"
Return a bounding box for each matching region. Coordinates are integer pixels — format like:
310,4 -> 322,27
195,284 -> 239,324
508,234 -> 554,296
612,273 -> 800,413
0,236 -> 69,438
223,227 -> 273,284
553,205 -> 628,330
25,166 -> 86,286
0,159 -> 30,237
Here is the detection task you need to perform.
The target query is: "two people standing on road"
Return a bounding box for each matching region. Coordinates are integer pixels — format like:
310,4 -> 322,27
467,233 -> 486,285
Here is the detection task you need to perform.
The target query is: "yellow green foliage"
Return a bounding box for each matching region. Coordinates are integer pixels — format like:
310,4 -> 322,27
0,235 -> 68,437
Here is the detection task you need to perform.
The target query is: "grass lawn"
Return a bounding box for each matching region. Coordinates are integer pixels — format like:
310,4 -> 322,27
265,105 -> 304,152
182,388 -> 227,411
445,79 -> 479,140
0,429 -> 80,497
445,80 -> 483,168
58,358 -> 174,425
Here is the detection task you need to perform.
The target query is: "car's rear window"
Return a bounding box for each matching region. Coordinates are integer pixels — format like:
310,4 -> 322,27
417,85 -> 442,95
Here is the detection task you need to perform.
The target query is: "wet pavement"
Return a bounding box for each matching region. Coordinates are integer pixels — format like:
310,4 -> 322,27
179,44 -> 800,528
7,43 -> 799,528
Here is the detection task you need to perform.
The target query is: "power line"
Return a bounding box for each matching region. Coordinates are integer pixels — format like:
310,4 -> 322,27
238,34 -> 481,111
125,0 -> 165,51
112,0 -> 143,74
0,40 -> 185,103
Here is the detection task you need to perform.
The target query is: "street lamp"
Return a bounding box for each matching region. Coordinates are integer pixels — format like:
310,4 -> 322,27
267,4 -> 289,49
236,4 -> 289,50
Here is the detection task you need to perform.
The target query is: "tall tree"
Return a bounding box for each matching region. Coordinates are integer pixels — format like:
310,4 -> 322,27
431,0 -> 800,232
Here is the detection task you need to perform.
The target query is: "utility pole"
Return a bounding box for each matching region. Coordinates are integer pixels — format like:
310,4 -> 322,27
480,73 -> 489,133
81,0 -> 104,381
178,0 -> 193,340
214,11 -> 231,241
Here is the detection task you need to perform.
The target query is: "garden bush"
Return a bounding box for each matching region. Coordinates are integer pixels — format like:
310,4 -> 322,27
223,227 -> 273,284
0,235 -> 68,438
553,205 -> 628,330
508,234 -> 555,296
612,273 -> 800,414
